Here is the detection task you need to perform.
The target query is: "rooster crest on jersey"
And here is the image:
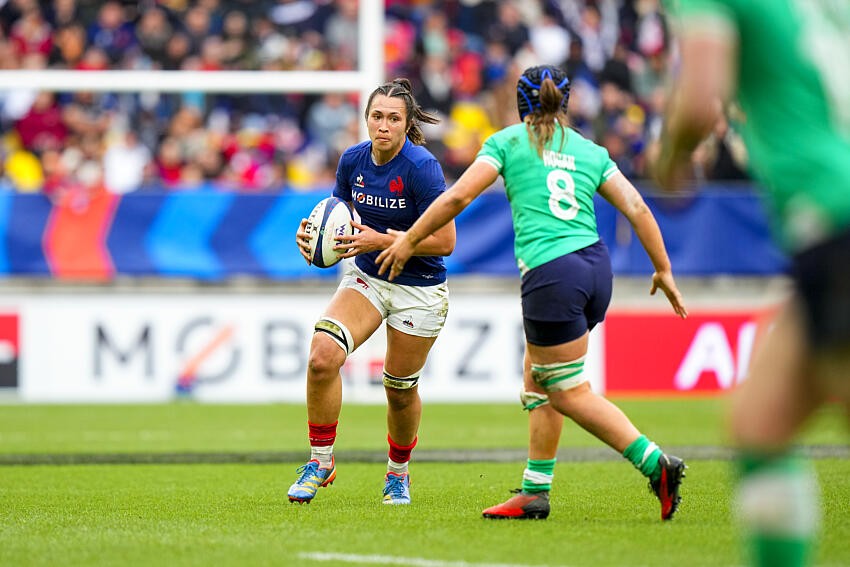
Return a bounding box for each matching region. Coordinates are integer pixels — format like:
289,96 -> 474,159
516,65 -> 570,120
305,197 -> 355,268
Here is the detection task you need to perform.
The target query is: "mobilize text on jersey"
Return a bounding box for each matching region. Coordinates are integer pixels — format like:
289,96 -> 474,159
352,189 -> 407,209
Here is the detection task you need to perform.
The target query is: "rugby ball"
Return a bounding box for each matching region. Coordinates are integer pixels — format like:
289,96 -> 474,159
304,196 -> 355,268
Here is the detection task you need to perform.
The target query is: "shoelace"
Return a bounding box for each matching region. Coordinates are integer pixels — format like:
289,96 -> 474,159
295,462 -> 320,484
384,475 -> 407,496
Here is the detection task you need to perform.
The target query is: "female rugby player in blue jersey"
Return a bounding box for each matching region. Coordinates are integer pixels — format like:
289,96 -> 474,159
289,78 -> 456,506
378,66 -> 688,521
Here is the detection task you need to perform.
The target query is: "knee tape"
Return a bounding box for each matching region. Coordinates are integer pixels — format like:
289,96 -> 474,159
383,368 -> 422,390
314,317 -> 354,356
520,390 -> 550,411
531,355 -> 587,392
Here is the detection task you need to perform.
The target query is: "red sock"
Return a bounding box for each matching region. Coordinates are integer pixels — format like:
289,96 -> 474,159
308,421 -> 338,447
388,434 -> 417,463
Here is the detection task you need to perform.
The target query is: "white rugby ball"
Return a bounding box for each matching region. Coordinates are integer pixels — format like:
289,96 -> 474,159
305,196 -> 355,268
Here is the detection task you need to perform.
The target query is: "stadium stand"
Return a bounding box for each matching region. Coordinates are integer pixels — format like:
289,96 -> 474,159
0,0 -> 750,197
0,0 -> 774,283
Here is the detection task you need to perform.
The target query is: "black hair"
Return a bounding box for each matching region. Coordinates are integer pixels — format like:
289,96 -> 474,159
365,78 -> 439,145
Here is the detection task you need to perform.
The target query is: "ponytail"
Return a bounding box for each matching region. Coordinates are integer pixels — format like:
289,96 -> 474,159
525,78 -> 570,157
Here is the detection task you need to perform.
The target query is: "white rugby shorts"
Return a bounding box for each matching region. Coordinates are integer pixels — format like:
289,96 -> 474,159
339,261 -> 449,338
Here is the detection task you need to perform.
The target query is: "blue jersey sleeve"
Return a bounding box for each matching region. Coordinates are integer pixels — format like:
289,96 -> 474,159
333,149 -> 353,202
409,157 -> 447,214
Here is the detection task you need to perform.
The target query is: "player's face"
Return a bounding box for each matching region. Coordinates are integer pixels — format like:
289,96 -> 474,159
367,94 -> 409,162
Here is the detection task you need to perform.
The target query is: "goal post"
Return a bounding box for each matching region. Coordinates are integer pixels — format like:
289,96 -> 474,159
0,3 -> 385,140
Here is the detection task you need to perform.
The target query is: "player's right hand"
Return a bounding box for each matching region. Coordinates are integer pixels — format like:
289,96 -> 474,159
295,218 -> 311,264
376,228 -> 414,281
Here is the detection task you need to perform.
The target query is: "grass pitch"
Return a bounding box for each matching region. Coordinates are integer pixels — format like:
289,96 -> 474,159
0,399 -> 847,567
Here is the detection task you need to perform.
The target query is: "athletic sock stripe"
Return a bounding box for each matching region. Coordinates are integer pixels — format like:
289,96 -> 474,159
523,469 -> 554,485
640,443 -> 660,467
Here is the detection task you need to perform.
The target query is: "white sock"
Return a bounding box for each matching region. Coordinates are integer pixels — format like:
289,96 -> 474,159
387,458 -> 409,475
311,445 -> 334,468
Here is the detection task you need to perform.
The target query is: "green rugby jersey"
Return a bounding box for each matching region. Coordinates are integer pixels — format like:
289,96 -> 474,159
476,123 -> 618,275
669,0 -> 850,251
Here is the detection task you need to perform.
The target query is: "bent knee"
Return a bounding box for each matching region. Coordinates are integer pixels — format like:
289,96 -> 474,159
307,336 -> 347,378
548,381 -> 593,414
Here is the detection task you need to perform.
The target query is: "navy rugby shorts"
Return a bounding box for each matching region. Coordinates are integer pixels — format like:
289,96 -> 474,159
792,226 -> 850,348
520,240 -> 613,346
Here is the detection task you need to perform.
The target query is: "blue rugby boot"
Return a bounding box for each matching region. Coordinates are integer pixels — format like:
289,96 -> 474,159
382,472 -> 411,505
288,458 -> 336,503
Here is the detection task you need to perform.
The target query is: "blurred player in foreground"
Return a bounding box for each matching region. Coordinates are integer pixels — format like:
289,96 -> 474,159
289,78 -> 455,505
377,65 -> 688,520
655,1 -> 850,564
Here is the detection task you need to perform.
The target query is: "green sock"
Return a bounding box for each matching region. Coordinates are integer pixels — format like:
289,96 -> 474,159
749,535 -> 811,567
622,435 -> 663,482
737,452 -> 819,567
521,458 -> 556,493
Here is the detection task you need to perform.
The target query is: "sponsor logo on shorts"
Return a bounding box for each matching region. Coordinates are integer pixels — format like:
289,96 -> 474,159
402,317 -> 415,329
355,277 -> 369,290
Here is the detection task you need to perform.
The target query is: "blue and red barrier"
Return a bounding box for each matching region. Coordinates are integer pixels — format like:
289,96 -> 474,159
0,185 -> 787,280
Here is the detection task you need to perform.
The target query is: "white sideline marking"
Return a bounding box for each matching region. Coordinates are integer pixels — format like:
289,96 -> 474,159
298,552 -> 562,567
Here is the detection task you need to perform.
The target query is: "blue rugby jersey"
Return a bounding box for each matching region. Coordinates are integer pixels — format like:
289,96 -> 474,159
333,139 -> 448,286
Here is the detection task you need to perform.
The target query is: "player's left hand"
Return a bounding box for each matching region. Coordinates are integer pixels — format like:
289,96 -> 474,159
376,228 -> 415,281
333,220 -> 382,259
650,270 -> 688,319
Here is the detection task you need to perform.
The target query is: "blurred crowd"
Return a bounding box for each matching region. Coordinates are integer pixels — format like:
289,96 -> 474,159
0,0 -> 749,203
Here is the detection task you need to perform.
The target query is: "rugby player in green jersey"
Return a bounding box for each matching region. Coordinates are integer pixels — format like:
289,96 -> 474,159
378,65 -> 688,521
655,1 -> 850,565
